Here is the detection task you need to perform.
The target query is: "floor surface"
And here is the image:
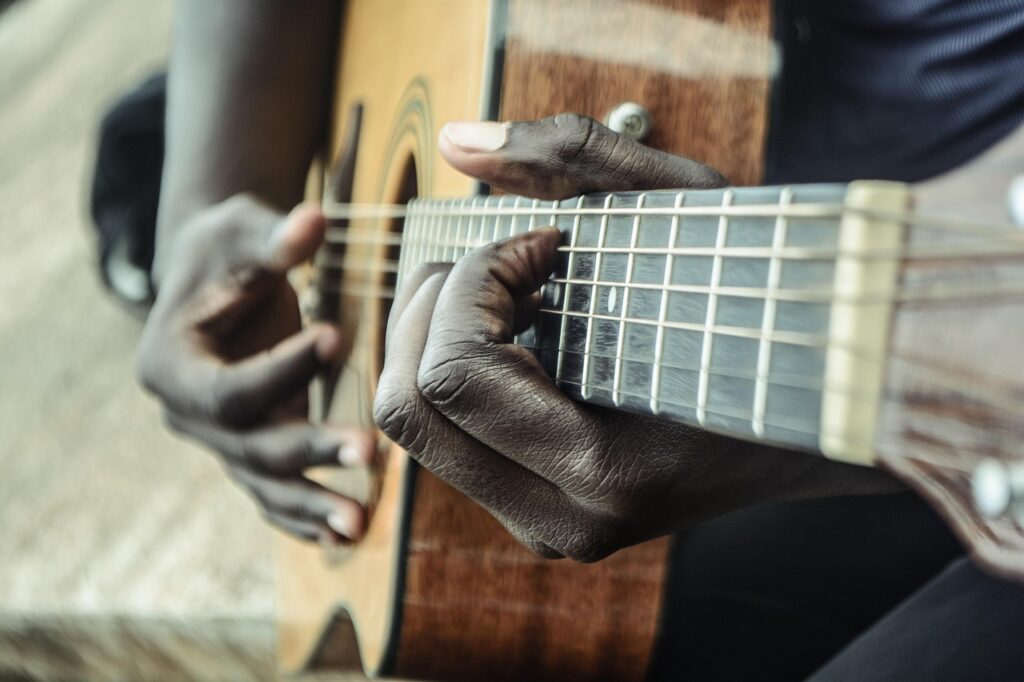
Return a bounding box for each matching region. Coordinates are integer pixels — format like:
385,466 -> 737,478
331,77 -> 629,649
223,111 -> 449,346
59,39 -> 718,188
0,1 -> 365,679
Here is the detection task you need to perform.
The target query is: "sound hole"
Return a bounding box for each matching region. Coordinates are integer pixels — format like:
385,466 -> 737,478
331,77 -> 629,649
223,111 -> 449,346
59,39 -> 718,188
375,154 -> 418,377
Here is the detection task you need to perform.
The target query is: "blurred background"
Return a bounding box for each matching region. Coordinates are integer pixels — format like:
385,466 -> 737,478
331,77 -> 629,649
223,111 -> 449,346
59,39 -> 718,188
0,0 -> 363,678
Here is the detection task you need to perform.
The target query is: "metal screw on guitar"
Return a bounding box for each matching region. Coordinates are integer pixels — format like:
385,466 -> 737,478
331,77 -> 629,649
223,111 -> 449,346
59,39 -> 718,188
973,458 -> 1024,525
606,102 -> 652,142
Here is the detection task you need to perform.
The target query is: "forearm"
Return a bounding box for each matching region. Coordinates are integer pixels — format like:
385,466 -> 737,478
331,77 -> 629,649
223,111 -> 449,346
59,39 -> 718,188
155,0 -> 339,284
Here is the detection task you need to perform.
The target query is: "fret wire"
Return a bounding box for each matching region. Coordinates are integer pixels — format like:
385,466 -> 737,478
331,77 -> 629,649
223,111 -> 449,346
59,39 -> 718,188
612,193 -> 645,406
421,199 -> 432,268
510,196 -> 522,238
428,199 -> 440,265
404,209 -> 415,285
458,197 -> 467,257
438,198 -> 450,262
753,187 -> 793,438
473,196 -> 488,252
527,197 -> 538,232
580,195 -> 614,400
454,198 -> 467,259
412,209 -> 422,280
418,203 -> 429,269
437,200 -> 447,262
518,340 -> 849,394
504,195 -> 514,239
698,190 -> 734,427
490,196 -> 502,244
553,197 -> 577,385
428,202 -> 438,262
455,197 -> 467,256
462,196 -> 471,248
447,198 -> 459,259
448,199 -> 460,261
652,191 -> 685,414
494,195 -> 504,243
551,376 -> 822,438
445,198 -> 455,260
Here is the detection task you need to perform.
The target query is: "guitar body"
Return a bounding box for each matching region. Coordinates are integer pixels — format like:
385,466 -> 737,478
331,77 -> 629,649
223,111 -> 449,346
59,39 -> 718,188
277,1 -> 775,679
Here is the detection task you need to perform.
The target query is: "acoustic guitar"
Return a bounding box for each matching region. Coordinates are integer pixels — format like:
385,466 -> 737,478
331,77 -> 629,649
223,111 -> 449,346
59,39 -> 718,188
277,1 -> 1024,680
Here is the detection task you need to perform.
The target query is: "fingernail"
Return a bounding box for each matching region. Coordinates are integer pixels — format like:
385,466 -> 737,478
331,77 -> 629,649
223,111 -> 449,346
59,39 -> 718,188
327,510 -> 359,540
314,326 -> 343,362
441,121 -> 508,153
338,444 -> 362,466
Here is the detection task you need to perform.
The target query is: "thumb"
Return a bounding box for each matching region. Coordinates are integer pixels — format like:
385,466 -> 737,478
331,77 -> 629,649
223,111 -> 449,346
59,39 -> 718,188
262,201 -> 327,272
438,113 -> 727,200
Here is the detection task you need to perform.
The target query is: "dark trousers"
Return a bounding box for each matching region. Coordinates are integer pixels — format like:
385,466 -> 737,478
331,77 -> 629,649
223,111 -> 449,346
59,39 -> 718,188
650,493 -> 1024,681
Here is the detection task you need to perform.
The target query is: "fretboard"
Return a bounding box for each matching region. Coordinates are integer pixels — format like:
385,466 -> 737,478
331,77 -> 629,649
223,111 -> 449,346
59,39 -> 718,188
395,183 -> 908,461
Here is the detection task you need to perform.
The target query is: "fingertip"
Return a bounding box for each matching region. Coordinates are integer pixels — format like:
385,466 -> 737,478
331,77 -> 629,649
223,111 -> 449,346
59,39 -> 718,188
438,122 -> 507,185
331,428 -> 377,466
270,204 -> 327,269
312,324 -> 344,363
530,225 -> 563,246
327,503 -> 365,541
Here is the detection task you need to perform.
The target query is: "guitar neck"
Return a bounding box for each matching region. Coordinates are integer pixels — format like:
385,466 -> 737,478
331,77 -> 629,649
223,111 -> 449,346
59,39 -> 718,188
397,182 -> 911,462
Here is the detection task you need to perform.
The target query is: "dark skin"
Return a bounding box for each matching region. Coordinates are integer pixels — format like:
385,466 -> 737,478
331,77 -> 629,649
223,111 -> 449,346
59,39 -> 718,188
374,115 -> 900,561
139,2 -> 900,553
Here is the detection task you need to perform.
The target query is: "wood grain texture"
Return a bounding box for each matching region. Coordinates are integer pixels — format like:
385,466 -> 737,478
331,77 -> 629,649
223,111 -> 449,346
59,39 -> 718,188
276,0 -> 491,675
395,471 -> 667,681
500,0 -> 775,186
393,2 -> 774,680
879,123 -> 1024,581
280,1 -> 776,679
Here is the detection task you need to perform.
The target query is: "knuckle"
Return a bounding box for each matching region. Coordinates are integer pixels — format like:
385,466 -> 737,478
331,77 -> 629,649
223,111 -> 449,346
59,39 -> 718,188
208,370 -> 253,427
549,113 -> 602,166
522,537 -> 563,560
236,433 -> 268,473
554,521 -> 616,564
246,478 -> 271,512
373,386 -> 430,454
295,437 -> 320,470
416,352 -> 475,408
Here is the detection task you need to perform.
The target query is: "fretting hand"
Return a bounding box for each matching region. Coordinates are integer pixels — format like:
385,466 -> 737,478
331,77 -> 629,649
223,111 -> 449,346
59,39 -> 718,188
374,114 -> 899,561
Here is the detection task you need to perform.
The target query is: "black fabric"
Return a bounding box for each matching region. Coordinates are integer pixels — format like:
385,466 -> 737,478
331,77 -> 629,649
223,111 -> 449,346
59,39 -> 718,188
648,494 -> 963,681
766,0 -> 1024,185
808,558 -> 1024,681
89,71 -> 166,303
653,2 -> 1024,679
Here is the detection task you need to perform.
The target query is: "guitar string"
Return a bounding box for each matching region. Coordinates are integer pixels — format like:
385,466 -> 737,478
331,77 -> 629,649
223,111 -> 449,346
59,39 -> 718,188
320,200 -> 1024,240
309,275 -> 1024,308
318,228 -> 1024,264
517,340 -> 1024,421
320,227 -> 1024,260
547,377 -> 955,449
306,202 -> 1024,421
307,282 -> 1024,420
